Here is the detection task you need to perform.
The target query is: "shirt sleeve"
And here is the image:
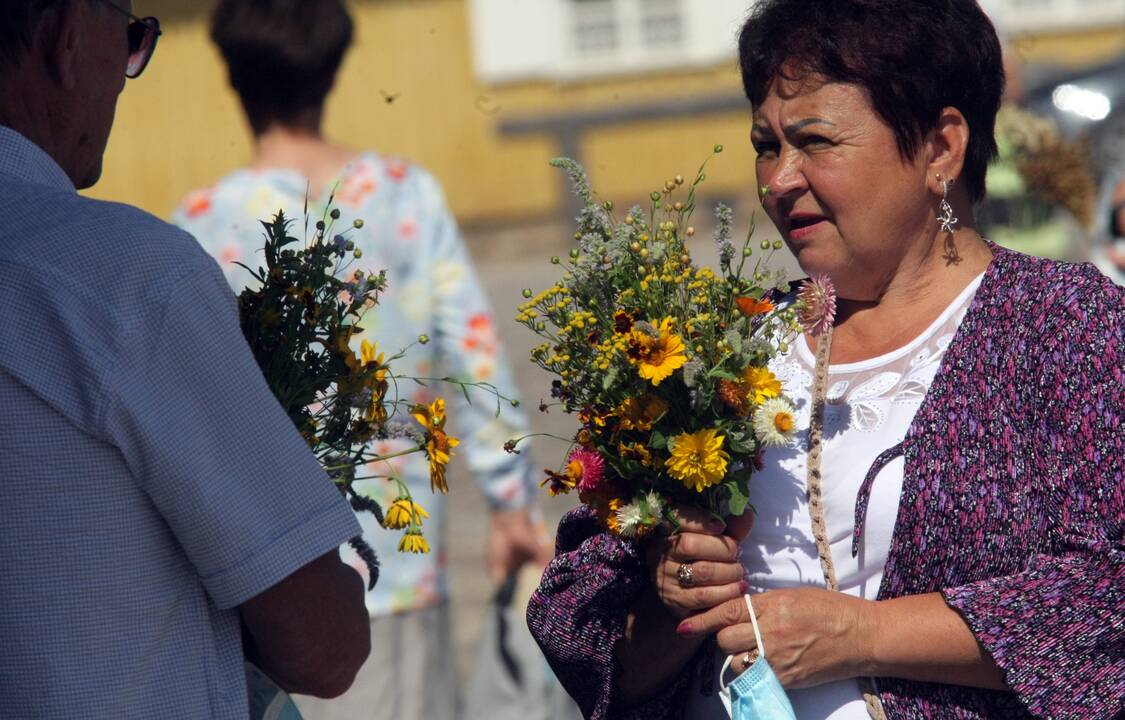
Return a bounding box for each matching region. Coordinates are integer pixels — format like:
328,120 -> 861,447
528,506 -> 703,719
419,172 -> 539,510
941,270 -> 1125,719
103,260 -> 360,610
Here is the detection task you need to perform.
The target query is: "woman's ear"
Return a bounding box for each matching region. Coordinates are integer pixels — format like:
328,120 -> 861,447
925,106 -> 970,194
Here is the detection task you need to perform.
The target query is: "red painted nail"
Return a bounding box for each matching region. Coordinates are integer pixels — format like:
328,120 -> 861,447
676,620 -> 692,635
739,580 -> 750,593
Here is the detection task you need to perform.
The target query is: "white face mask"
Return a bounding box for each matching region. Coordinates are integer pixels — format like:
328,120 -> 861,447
718,594 -> 797,720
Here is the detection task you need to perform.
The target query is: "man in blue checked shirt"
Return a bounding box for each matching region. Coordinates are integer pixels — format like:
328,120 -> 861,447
0,2 -> 369,718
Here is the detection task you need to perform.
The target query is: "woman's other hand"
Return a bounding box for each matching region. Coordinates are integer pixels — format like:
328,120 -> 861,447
646,506 -> 753,620
677,587 -> 875,688
677,589 -> 1006,691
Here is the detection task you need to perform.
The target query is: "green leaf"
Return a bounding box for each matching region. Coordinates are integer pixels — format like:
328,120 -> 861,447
727,431 -> 757,455
723,476 -> 751,517
649,429 -> 668,450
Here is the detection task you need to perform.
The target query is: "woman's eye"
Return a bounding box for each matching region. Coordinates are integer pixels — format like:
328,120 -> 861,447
799,135 -> 833,148
753,141 -> 779,156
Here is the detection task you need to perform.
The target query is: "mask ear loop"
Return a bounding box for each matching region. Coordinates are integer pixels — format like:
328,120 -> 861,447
719,594 -> 764,692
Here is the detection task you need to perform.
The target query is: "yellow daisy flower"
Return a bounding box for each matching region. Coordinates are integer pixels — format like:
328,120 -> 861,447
360,341 -> 390,424
398,528 -> 430,554
741,366 -> 782,405
627,317 -> 687,386
334,329 -> 361,373
413,398 -> 460,493
665,428 -> 730,492
616,395 -> 668,432
360,339 -> 382,367
382,498 -> 430,530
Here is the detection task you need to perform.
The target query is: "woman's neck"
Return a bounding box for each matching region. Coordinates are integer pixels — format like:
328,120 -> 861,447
825,227 -> 992,363
251,125 -> 359,196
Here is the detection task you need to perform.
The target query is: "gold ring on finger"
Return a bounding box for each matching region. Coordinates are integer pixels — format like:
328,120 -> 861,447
742,649 -> 759,670
676,561 -> 695,588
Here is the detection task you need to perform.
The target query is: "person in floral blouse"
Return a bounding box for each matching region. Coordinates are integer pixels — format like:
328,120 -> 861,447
173,2 -> 548,718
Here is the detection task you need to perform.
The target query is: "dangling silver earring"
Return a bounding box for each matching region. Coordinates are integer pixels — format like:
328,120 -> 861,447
936,174 -> 962,265
937,175 -> 958,233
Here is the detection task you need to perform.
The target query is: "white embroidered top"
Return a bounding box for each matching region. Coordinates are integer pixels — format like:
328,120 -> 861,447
687,274 -> 983,719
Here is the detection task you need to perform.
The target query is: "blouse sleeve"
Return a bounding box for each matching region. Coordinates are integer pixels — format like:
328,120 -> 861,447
527,506 -> 702,719
942,269 -> 1125,719
417,171 -> 539,510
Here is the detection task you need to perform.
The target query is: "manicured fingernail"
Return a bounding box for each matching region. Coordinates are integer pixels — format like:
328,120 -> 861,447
739,580 -> 750,593
676,620 -> 693,635
708,519 -> 726,533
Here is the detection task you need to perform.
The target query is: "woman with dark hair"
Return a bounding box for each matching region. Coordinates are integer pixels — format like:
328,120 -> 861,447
527,1 -> 1124,718
174,2 -> 549,719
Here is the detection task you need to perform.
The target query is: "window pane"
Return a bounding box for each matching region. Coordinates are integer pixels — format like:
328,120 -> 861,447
641,0 -> 684,47
571,0 -> 618,54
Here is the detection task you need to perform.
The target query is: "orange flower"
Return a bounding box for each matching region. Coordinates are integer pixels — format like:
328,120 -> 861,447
603,497 -> 626,534
736,296 -> 775,316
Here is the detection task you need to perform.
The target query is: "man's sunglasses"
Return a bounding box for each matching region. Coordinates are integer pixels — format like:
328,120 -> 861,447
94,0 -> 162,79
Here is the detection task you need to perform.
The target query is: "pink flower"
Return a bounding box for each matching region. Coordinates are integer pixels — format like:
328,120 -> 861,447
567,448 -> 606,494
797,274 -> 837,336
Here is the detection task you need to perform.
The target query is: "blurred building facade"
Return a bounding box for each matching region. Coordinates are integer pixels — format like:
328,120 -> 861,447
89,0 -> 1125,227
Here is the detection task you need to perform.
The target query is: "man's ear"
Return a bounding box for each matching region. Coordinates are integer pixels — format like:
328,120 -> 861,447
38,0 -> 85,91
925,106 -> 970,193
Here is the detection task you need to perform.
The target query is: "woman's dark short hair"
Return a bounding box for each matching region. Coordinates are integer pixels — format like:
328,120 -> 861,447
738,0 -> 1004,203
211,0 -> 354,132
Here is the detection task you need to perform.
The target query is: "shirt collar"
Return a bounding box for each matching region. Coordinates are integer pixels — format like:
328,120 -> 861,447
0,125 -> 77,193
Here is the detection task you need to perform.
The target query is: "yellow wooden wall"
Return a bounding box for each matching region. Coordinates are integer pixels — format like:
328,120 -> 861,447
88,0 -> 1125,224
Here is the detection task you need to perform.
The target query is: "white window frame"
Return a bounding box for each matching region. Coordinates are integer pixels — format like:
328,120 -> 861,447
467,0 -> 751,85
983,0 -> 1125,34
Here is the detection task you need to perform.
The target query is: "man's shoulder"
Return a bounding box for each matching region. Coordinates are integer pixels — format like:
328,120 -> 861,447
0,186 -> 222,330
6,188 -> 212,280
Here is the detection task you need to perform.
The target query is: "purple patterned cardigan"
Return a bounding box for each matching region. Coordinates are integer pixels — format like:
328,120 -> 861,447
527,247 -> 1124,719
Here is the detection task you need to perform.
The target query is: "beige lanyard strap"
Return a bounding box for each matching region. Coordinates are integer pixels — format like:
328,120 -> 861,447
807,327 -> 889,720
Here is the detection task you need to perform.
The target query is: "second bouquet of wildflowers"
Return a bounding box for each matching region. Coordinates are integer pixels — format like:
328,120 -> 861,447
515,148 -> 832,536
238,203 -> 507,586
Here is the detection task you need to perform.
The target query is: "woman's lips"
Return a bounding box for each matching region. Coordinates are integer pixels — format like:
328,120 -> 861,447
787,217 -> 827,241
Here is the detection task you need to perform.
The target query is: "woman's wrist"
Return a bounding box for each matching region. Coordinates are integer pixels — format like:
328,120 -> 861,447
616,588 -> 708,704
849,593 -> 1007,689
851,597 -> 882,678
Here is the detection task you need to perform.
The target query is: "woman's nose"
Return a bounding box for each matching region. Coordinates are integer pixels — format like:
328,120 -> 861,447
767,151 -> 808,199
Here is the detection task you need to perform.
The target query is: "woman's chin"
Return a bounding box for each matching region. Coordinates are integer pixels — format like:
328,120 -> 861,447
792,247 -> 838,279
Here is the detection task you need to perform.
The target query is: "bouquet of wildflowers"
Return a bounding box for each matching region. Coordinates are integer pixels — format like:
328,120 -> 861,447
237,201 -> 504,586
514,148 -> 833,536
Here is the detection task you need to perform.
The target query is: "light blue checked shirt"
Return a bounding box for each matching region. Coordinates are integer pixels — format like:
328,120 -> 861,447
0,126 -> 361,719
